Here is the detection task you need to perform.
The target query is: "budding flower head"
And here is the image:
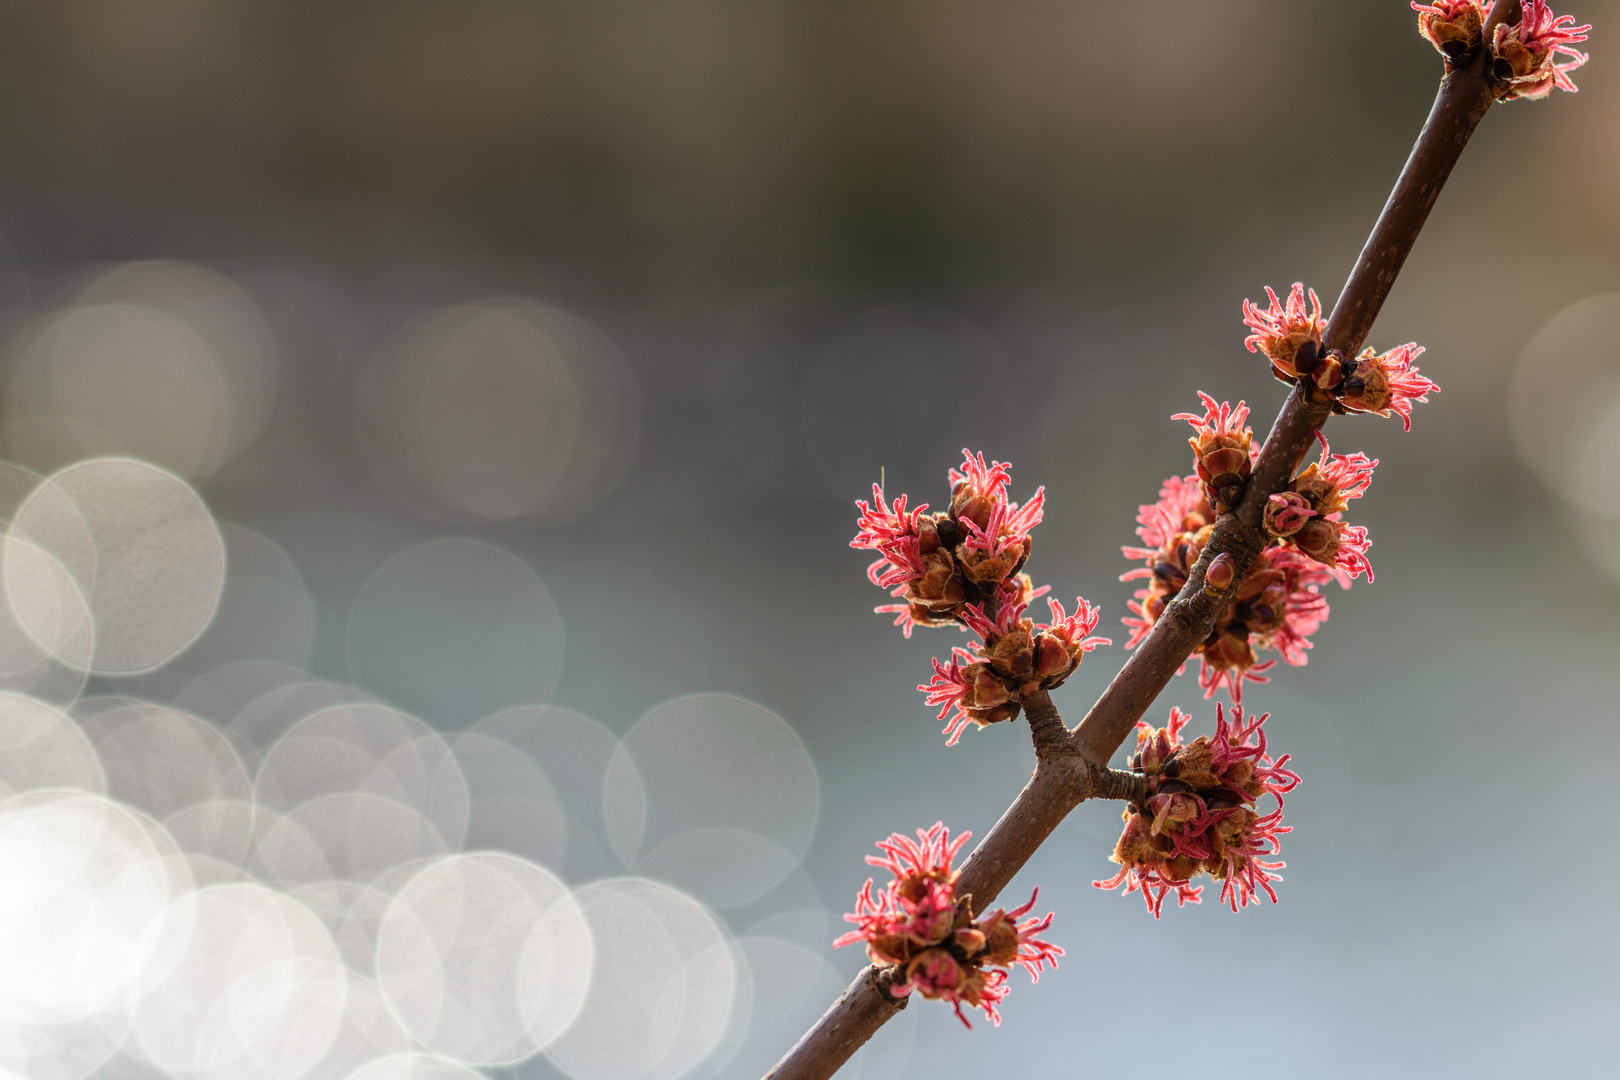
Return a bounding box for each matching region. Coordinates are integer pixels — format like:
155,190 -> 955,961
1490,0 -> 1592,100
922,590 -> 1106,743
1173,392 -> 1254,514
835,823 -> 1062,1027
854,450 -> 1048,637
1413,1 -> 1486,61
1096,705 -> 1300,917
1339,343 -> 1440,430
1242,283 -> 1326,382
1264,492 -> 1316,539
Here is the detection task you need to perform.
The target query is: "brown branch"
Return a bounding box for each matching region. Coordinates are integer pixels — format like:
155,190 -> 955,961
770,30 -> 1504,1080
1071,40 -> 1497,765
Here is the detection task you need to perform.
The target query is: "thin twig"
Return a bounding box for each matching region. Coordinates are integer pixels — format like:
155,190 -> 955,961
769,29 -> 1502,1080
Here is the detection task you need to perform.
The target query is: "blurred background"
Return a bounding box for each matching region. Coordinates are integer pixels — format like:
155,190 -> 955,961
0,1 -> 1616,1078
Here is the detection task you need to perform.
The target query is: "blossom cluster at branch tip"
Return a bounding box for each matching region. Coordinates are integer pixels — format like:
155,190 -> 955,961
1414,1 -> 1592,98
834,822 -> 1062,1027
853,450 -> 1108,743
1095,705 -> 1299,917
1241,282 -> 1441,429
1121,459 -> 1345,703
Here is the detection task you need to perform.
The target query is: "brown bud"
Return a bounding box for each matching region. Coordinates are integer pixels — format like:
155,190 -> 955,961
1204,552 -> 1236,595
952,493 -> 994,532
969,665 -> 1011,710
958,536 -> 1029,588
1112,810 -> 1155,866
984,624 -> 1035,679
1293,517 -> 1344,562
867,931 -> 912,966
953,926 -> 989,957
977,913 -> 1022,967
1033,633 -> 1074,682
1339,356 -> 1393,415
1170,737 -> 1219,789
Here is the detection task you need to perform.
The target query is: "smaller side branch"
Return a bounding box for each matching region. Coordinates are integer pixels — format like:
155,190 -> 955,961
1088,762 -> 1149,804
1025,686 -> 1076,758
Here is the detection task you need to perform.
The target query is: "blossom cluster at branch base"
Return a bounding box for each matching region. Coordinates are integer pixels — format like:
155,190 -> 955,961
1123,398 -> 1382,702
1096,706 -> 1300,918
834,823 -> 1061,1027
1413,0 -> 1591,99
853,450 -> 1108,743
1241,283 -> 1441,431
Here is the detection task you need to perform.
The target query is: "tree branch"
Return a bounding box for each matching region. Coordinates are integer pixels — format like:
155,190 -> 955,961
771,31 -> 1502,1080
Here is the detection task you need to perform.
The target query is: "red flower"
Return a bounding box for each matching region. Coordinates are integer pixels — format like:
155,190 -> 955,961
851,485 -> 929,587
1264,492 -> 1316,538
921,588 -> 1108,742
853,450 -> 1050,637
1242,283 -> 1327,382
1096,706 -> 1299,917
1491,0 -> 1591,100
1266,436 -> 1378,582
1173,393 -> 1255,514
1340,343 -> 1439,430
836,823 -> 1061,1028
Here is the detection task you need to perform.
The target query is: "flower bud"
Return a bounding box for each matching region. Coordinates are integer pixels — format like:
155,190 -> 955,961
969,665 -> 1011,710
958,535 -> 1030,588
1032,632 -> 1073,681
1264,492 -> 1316,538
1204,552 -> 1236,594
1148,791 -> 1202,836
953,926 -> 988,956
1112,810 -> 1155,866
1412,1 -> 1484,61
906,948 -> 968,996
1489,0 -> 1591,100
1292,517 -> 1345,563
984,624 -> 1035,679
1339,344 -> 1439,430
953,493 -> 994,532
1242,283 -> 1326,381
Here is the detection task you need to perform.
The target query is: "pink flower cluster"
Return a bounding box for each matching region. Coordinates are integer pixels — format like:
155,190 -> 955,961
1096,706 -> 1300,917
1265,435 -> 1378,583
1123,401 -> 1378,702
921,591 -> 1109,744
1412,0 -> 1591,99
852,450 -> 1046,638
1243,283 -> 1441,430
854,451 -> 1108,743
835,823 -> 1062,1027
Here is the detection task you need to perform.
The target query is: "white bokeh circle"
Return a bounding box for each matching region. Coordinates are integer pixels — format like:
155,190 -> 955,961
375,853 -> 592,1064
8,460 -> 226,675
605,694 -> 818,906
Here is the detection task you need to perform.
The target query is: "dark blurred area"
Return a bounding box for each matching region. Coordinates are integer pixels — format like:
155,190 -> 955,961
0,1 -> 1617,1077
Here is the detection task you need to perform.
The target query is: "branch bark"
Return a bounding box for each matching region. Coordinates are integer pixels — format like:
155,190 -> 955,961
770,27 -> 1504,1080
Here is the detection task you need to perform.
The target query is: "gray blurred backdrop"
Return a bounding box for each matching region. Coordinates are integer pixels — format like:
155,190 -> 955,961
0,1 -> 1617,1077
